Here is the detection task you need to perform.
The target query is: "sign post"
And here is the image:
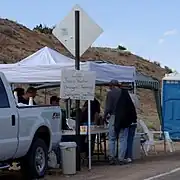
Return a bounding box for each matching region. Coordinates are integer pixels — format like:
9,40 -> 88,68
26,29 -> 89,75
60,69 -> 96,170
53,4 -> 103,171
88,100 -> 91,169
74,10 -> 81,171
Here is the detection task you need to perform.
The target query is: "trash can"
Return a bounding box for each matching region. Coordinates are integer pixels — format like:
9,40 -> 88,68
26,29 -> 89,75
59,142 -> 77,175
132,134 -> 141,160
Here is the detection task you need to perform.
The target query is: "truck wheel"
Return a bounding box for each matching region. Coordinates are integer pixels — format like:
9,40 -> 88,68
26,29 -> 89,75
21,138 -> 48,179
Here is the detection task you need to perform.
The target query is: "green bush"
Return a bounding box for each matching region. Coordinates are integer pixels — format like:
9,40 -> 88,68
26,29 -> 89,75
117,45 -> 127,51
164,66 -> 173,73
33,24 -> 53,34
153,61 -> 161,67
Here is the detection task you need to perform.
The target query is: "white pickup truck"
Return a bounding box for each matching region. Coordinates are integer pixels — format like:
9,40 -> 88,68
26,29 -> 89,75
0,73 -> 61,179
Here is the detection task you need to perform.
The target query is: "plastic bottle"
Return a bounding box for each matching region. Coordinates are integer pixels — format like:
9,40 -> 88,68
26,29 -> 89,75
29,97 -> 33,105
14,91 -> 18,104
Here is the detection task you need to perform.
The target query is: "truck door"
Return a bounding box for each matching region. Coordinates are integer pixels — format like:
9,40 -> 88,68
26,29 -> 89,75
0,77 -> 18,160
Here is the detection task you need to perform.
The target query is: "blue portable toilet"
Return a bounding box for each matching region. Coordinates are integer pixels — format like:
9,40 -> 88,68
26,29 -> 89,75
162,73 -> 180,140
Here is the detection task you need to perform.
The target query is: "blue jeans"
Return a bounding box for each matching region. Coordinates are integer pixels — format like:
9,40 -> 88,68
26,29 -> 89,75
125,124 -> 137,159
108,115 -> 129,161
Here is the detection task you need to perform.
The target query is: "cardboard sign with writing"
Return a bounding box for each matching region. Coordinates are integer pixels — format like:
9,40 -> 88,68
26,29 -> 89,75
60,69 -> 96,100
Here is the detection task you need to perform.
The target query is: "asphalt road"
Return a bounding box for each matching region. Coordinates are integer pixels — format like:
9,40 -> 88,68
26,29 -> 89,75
2,152 -> 180,180
156,171 -> 180,180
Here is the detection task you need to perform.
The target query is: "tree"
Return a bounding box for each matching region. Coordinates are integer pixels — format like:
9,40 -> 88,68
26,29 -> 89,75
117,45 -> 127,51
164,66 -> 173,74
153,61 -> 161,67
33,24 -> 53,34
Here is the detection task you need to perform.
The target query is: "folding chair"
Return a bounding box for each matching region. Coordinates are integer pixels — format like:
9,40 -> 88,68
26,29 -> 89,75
140,133 -> 148,156
138,120 -> 175,155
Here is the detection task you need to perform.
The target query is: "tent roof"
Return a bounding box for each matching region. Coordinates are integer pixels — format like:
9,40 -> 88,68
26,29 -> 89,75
135,72 -> 159,90
136,71 -> 155,82
85,60 -> 160,90
0,61 -> 136,84
0,50 -> 136,84
162,72 -> 180,81
16,46 -> 75,66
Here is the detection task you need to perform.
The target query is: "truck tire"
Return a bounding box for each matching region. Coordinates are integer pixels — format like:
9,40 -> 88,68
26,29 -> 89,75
21,138 -> 48,179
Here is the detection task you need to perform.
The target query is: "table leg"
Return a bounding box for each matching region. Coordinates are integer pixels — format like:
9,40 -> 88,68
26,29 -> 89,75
97,134 -> 100,161
104,134 -> 107,159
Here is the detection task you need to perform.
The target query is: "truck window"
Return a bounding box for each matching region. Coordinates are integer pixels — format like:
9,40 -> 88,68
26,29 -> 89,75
0,78 -> 10,108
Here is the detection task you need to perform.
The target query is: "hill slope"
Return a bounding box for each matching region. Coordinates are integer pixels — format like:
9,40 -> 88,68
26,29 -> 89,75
0,18 -> 168,129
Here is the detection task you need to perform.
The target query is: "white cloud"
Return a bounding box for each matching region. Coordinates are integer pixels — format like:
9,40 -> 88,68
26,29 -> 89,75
163,29 -> 178,36
158,29 -> 178,45
158,38 -> 165,44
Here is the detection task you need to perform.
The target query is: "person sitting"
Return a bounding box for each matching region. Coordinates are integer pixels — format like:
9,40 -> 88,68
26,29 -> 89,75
81,98 -> 101,157
18,87 -> 37,105
13,87 -> 25,98
50,96 -> 60,106
49,96 -> 70,130
81,98 -> 101,125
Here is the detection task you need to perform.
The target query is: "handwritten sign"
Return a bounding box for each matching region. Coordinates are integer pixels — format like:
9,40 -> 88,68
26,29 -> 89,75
60,69 -> 96,100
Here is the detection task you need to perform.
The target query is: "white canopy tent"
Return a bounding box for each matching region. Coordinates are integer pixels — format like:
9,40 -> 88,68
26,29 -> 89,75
0,47 -> 136,84
16,46 -> 75,66
0,62 -> 136,83
0,47 -> 136,170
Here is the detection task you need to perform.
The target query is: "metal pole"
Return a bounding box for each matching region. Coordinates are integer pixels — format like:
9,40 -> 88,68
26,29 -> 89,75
88,100 -> 92,170
75,11 -> 80,71
75,10 -> 81,171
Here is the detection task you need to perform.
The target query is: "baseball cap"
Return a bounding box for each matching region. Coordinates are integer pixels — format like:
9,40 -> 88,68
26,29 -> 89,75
109,79 -> 119,86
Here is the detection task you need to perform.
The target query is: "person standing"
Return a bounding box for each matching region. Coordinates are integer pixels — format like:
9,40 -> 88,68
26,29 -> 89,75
113,88 -> 136,165
104,80 -> 128,165
124,92 -> 139,163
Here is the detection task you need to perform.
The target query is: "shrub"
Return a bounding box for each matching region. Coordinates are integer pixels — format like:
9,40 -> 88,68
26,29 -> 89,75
33,24 -> 53,34
164,66 -> 173,73
153,61 -> 161,67
117,45 -> 127,51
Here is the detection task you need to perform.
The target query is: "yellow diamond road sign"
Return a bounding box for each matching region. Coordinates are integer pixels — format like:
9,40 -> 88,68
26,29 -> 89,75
53,4 -> 103,57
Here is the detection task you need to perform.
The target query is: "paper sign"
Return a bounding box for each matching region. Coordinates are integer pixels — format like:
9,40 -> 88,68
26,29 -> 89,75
60,69 -> 96,100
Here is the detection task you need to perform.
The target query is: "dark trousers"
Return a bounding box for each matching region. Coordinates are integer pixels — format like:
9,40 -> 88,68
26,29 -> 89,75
125,124 -> 137,159
82,134 -> 96,157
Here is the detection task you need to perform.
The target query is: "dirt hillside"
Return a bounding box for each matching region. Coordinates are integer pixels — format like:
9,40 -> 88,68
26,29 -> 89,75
0,18 -> 168,129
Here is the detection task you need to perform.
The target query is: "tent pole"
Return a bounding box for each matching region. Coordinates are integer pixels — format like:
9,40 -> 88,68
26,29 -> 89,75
44,88 -> 47,104
100,86 -> 102,96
